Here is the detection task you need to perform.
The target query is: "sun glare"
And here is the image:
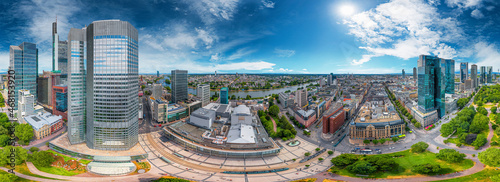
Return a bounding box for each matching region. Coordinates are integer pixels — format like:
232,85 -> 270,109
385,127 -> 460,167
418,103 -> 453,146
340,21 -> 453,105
338,4 -> 356,17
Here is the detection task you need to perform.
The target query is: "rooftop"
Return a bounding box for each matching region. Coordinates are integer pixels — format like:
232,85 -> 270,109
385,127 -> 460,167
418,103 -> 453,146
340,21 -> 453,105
24,113 -> 62,131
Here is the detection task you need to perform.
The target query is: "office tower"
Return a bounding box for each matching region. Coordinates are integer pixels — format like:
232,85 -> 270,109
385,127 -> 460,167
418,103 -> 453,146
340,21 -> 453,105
215,71 -> 217,77
52,85 -> 68,119
327,74 -> 332,85
413,67 -> 417,81
52,20 -> 69,83
17,90 -> 35,120
443,59 -> 455,94
37,71 -> 61,106
460,62 -> 468,83
68,20 -> 139,151
296,89 -> 308,107
220,87 -> 229,104
157,71 -> 159,77
487,66 -> 493,83
171,70 -> 188,103
402,69 -> 405,80
9,42 -> 38,110
471,64 -> 478,88
417,55 -> 454,118
197,84 -> 210,106
153,84 -> 162,100
480,66 -> 486,84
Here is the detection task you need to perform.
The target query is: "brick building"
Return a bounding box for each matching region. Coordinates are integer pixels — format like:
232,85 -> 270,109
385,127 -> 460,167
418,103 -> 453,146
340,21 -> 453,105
322,103 -> 345,134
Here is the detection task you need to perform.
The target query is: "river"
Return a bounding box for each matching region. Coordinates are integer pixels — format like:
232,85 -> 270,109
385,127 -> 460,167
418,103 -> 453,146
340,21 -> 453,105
159,78 -> 315,98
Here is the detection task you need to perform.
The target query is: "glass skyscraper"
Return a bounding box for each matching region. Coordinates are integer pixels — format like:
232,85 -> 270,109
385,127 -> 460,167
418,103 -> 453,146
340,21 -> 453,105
53,20 -> 69,83
220,87 -> 229,104
487,66 -> 493,83
9,42 -> 38,110
171,70 -> 188,103
480,66 -> 486,84
417,55 -> 454,118
460,62 -> 468,83
68,20 -> 139,151
471,64 -> 478,88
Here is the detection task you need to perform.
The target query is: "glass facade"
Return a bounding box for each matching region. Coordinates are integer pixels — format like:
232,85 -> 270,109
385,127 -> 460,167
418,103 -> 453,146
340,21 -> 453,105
487,66 -> 493,83
68,28 -> 87,145
9,42 -> 38,110
220,87 -> 229,104
460,62 -> 468,83
417,55 -> 453,118
480,66 -> 486,84
171,70 -> 188,103
55,92 -> 67,112
471,64 -> 478,88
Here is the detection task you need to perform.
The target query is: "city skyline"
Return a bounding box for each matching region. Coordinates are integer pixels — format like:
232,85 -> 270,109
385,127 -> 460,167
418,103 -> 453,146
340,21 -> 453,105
1,0 -> 500,74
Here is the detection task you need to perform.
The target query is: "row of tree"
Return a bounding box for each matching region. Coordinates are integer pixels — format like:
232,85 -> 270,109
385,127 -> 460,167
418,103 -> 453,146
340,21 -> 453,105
0,113 -> 34,146
474,85 -> 500,106
258,109 -> 297,140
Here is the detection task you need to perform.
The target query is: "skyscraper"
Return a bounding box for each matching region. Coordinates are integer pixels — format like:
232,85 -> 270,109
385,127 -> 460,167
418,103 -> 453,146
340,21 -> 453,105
157,70 -> 159,77
480,66 -> 486,84
471,64 -> 478,89
413,67 -> 417,82
17,89 -> 35,120
417,55 -> 454,118
52,20 -> 68,83
487,66 -> 493,83
9,42 -> 38,110
402,69 -> 405,80
68,20 -> 139,151
327,74 -> 332,85
460,62 -> 468,83
220,87 -> 229,104
296,89 -> 308,107
171,70 -> 188,103
197,84 -> 210,107
153,83 -> 162,100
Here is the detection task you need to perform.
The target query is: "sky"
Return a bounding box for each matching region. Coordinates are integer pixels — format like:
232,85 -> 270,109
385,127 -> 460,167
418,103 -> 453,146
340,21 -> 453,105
0,0 -> 499,74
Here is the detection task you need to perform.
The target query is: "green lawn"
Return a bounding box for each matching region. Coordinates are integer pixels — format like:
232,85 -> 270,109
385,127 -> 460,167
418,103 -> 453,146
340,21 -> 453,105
11,163 -> 63,180
0,169 -> 34,182
432,168 -> 500,182
330,150 -> 474,178
34,165 -> 80,176
46,150 -> 91,164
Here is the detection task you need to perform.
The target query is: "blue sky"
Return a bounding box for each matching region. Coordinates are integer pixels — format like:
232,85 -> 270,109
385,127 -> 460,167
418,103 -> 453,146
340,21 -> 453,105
1,0 -> 499,74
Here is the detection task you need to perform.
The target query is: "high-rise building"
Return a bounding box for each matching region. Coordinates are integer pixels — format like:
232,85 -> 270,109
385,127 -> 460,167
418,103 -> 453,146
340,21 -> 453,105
68,20 -> 139,151
9,42 -> 38,110
413,67 -> 417,82
402,69 -> 405,80
327,74 -> 332,85
296,89 -> 308,108
52,85 -> 68,120
17,89 -> 35,120
153,83 -> 162,100
417,55 -> 454,119
460,62 -> 468,83
471,64 -> 478,89
480,66 -> 486,84
487,66 -> 493,83
197,84 -> 210,107
220,87 -> 229,104
157,71 -> 159,77
37,71 -> 61,106
171,70 -> 188,103
52,20 -> 68,83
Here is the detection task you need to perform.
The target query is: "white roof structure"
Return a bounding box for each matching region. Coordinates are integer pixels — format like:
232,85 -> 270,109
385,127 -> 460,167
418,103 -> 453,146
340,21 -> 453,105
24,113 -> 62,131
233,105 -> 251,115
231,105 -> 253,125
226,124 -> 256,144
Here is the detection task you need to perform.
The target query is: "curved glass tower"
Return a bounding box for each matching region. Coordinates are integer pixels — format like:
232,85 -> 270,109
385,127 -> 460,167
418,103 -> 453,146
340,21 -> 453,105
68,20 -> 139,150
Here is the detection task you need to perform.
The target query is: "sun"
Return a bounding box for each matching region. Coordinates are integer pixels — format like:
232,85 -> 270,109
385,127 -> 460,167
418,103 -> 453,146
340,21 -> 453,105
338,4 -> 356,17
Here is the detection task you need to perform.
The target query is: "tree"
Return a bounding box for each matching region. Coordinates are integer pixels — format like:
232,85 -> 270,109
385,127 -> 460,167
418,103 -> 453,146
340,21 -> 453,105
164,79 -> 170,84
440,123 -> 454,136
346,161 -> 377,175
31,151 -> 55,167
153,178 -> 190,182
305,152 -> 311,157
312,96 -> 317,100
495,127 -> 500,136
318,157 -> 324,161
331,154 -> 358,168
0,172 -> 18,182
372,139 -> 379,145
479,148 -> 500,167
379,138 -> 386,144
141,85 -> 146,90
365,155 -> 397,171
363,140 -> 370,144
328,151 -> 334,155
477,106 -> 488,116
392,137 -> 399,143
14,124 -> 34,145
492,106 -> 498,114
411,142 -> 429,153
315,148 -> 320,151
436,149 -> 466,163
471,134 -> 487,149
0,126 -> 8,135
0,146 -> 28,166
412,163 -> 442,174
29,147 -> 39,153
269,105 -> 280,117
415,122 -> 422,128
0,135 -> 10,147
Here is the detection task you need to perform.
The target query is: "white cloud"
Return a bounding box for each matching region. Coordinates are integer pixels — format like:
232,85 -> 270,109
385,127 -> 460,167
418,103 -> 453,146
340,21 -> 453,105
227,47 -> 257,60
486,6 -> 495,11
0,52 -> 9,72
302,69 -> 307,71
215,61 -> 275,71
274,48 -> 295,57
183,0 -> 239,25
474,42 -> 500,69
337,67 -> 400,74
344,0 -> 464,65
471,9 -> 484,19
262,0 -> 275,8
445,0 -> 483,8
210,53 -> 221,61
278,68 -> 293,72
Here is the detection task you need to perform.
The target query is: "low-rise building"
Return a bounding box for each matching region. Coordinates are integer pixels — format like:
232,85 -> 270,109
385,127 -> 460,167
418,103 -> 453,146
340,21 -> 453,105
152,97 -> 188,123
322,102 -> 345,134
189,108 -> 215,129
411,107 -> 438,127
349,104 -> 404,140
23,113 -> 63,139
295,109 -> 316,127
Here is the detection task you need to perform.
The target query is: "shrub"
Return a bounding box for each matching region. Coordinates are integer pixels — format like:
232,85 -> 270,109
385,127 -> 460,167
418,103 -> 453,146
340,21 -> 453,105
346,161 -> 377,175
315,148 -> 320,151
412,163 -> 442,174
479,148 -> 500,167
331,154 -> 358,168
363,140 -> 370,144
29,147 -> 39,153
305,152 -> 311,157
328,151 -> 334,155
436,149 -> 466,163
319,158 -> 324,161
411,142 -> 429,153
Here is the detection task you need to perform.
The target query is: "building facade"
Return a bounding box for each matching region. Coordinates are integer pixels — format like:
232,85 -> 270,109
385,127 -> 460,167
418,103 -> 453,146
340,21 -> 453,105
153,83 -> 162,100
322,104 -> 345,134
52,85 -> 68,120
487,66 -> 493,83
402,69 -> 405,80
480,66 -> 486,84
413,67 -> 417,82
171,70 -> 188,103
68,20 -> 139,151
460,62 -> 468,83
197,84 -> 210,107
220,87 -> 229,104
53,20 -> 69,83
296,89 -> 308,108
471,64 -> 478,89
24,113 -> 63,140
17,90 -> 35,120
9,42 -> 38,110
